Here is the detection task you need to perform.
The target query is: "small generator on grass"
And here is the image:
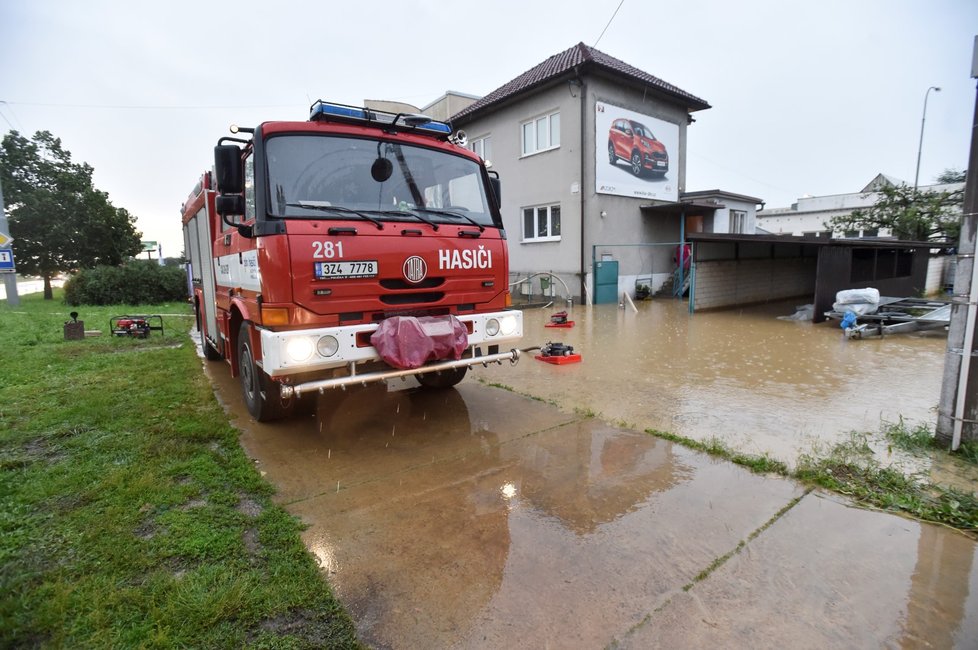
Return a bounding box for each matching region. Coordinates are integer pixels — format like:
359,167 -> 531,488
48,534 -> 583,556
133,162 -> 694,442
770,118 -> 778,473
110,315 -> 164,338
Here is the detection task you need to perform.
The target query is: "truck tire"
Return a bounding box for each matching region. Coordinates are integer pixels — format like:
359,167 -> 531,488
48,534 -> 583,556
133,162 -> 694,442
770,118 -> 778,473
416,366 -> 467,389
237,322 -> 287,422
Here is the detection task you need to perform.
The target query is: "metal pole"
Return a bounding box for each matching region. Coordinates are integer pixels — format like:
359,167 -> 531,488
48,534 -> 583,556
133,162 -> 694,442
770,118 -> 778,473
936,74 -> 978,449
0,174 -> 19,307
914,86 -> 941,190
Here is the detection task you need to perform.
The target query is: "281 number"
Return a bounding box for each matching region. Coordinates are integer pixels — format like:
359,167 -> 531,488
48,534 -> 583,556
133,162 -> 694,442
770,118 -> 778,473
312,241 -> 345,259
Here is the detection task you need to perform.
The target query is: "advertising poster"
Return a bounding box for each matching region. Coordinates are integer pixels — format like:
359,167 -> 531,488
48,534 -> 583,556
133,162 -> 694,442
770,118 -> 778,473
595,101 -> 678,202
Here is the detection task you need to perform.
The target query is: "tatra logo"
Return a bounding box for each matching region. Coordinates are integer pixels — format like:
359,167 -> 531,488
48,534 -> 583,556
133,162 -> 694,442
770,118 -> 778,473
403,256 -> 427,283
438,246 -> 493,270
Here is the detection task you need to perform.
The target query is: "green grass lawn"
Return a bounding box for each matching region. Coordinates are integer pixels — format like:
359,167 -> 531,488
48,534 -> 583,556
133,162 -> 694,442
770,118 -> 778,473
0,291 -> 361,648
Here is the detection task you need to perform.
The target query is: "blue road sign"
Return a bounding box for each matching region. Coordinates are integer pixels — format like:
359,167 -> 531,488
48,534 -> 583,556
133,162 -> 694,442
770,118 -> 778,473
0,248 -> 15,272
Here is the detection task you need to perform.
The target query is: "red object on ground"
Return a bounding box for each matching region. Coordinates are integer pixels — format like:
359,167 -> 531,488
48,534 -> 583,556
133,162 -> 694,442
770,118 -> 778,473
370,315 -> 468,369
535,353 -> 582,365
544,321 -> 575,328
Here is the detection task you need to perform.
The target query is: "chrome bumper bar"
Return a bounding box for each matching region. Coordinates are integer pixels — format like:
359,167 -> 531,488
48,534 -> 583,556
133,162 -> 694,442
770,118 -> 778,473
280,349 -> 521,398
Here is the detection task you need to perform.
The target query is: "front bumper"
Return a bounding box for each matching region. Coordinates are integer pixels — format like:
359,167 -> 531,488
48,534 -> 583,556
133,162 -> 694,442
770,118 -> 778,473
259,309 -> 523,378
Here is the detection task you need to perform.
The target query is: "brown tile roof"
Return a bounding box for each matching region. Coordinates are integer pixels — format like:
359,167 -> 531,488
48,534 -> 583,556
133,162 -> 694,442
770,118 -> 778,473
452,42 -> 710,123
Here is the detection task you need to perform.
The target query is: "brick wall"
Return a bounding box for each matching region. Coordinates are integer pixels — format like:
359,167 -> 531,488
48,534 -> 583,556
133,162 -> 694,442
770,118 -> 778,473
693,258 -> 817,310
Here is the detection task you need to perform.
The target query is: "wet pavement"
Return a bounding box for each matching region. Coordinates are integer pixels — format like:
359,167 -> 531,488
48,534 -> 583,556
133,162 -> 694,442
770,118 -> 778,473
203,300 -> 978,648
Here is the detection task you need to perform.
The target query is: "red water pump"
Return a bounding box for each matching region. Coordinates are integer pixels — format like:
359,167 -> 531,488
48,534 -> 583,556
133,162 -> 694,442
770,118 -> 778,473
110,315 -> 164,338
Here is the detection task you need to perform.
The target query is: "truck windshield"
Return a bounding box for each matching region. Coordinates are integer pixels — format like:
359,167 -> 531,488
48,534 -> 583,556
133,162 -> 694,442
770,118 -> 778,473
266,135 -> 496,227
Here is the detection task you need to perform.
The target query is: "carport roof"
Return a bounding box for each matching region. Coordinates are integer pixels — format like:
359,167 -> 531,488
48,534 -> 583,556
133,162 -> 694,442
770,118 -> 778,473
685,232 -> 953,249
639,200 -> 723,217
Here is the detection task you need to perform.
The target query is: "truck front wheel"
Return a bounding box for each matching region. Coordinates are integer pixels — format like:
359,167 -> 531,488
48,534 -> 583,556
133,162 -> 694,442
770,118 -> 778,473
237,322 -> 287,422
416,366 -> 467,389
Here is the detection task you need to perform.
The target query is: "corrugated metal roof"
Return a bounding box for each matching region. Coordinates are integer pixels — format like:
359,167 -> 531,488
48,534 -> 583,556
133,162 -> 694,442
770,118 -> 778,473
452,42 -> 710,123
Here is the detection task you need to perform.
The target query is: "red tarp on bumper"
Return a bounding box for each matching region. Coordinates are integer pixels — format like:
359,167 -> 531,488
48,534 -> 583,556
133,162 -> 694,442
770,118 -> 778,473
370,315 -> 469,370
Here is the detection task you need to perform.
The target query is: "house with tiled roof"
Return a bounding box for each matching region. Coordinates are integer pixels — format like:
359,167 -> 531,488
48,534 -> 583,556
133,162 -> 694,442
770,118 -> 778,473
450,42 -> 760,302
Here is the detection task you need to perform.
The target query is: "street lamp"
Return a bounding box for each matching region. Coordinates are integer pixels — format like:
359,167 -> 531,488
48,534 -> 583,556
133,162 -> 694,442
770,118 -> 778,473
913,85 -> 941,189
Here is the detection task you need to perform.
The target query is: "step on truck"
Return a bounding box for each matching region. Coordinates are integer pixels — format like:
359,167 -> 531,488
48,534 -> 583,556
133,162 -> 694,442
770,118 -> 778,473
181,101 -> 523,421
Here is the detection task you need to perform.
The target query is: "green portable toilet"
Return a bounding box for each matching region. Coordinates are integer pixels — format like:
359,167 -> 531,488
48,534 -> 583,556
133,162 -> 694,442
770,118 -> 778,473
593,260 -> 619,304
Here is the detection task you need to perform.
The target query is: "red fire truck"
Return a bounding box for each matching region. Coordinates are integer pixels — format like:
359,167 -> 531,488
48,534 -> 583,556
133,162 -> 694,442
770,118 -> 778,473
181,101 -> 523,421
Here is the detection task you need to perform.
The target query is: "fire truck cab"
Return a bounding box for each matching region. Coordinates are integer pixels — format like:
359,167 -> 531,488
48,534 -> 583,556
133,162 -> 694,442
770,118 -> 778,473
182,101 -> 523,421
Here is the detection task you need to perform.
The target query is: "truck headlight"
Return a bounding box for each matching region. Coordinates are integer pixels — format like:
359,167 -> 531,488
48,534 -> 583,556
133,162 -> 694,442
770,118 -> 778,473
498,315 -> 518,336
317,335 -> 339,357
285,337 -> 314,363
486,318 -> 500,336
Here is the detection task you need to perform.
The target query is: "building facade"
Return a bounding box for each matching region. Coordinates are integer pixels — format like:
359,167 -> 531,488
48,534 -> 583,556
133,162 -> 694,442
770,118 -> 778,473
757,173 -> 965,239
450,43 -> 727,303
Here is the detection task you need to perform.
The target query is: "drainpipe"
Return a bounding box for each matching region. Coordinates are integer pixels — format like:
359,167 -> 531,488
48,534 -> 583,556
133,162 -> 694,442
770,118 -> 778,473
576,68 -> 588,304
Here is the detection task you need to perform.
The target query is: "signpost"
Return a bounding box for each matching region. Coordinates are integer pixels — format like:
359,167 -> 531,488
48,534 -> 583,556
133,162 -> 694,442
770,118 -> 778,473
0,175 -> 18,306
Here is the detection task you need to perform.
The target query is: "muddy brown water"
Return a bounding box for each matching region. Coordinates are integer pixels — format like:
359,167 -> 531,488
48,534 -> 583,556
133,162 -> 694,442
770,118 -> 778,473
203,300 -> 978,648
484,299 -> 949,465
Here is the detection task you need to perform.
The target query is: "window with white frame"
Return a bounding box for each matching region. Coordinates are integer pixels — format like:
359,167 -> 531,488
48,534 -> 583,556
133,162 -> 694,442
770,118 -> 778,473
522,204 -> 561,242
468,135 -> 491,162
728,209 -> 747,234
521,112 -> 560,156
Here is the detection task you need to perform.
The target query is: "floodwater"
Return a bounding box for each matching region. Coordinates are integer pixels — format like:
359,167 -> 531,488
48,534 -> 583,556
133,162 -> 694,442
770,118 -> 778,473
202,300 -> 978,647
483,299 -> 956,473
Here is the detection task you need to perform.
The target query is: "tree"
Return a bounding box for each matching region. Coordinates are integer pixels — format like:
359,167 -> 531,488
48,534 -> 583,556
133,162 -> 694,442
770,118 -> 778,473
0,130 -> 142,299
827,183 -> 964,243
936,168 -> 967,184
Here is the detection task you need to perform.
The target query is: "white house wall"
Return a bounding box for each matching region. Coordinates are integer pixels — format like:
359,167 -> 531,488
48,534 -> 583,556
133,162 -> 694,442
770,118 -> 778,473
462,82 -> 584,294
459,74 -> 695,301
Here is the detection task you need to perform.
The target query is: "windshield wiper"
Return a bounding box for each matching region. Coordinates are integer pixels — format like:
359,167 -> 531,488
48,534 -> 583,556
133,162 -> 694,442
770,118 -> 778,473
414,207 -> 485,232
285,202 -> 384,230
370,209 -> 440,231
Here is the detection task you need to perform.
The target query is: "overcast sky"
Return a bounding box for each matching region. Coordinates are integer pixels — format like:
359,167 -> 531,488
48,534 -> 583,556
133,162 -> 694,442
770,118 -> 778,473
1,0 -> 976,257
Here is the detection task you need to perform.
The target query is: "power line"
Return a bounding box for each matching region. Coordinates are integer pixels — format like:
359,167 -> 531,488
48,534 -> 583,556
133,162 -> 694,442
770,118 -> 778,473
0,101 -> 22,130
2,101 -> 297,111
594,0 -> 626,48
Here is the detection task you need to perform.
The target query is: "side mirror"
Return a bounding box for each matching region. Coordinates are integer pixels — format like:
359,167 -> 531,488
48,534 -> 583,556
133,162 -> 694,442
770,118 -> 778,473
488,176 -> 502,211
215,195 -> 245,217
214,145 -> 243,194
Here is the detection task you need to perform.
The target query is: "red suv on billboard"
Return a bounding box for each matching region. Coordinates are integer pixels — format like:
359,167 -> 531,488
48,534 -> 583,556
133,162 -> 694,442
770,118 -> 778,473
608,118 -> 669,178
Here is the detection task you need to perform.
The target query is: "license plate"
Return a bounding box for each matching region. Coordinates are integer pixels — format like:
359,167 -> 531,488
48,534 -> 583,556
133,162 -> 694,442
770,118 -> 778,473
314,260 -> 378,279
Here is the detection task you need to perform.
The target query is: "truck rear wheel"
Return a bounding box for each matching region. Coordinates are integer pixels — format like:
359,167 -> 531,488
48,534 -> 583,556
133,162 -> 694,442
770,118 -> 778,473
416,366 -> 467,389
237,322 -> 288,422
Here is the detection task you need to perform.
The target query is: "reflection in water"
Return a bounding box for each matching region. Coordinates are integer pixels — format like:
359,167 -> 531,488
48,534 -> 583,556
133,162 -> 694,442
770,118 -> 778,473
304,391 -> 691,647
500,421 -> 691,535
901,525 -> 978,648
481,300 -> 947,465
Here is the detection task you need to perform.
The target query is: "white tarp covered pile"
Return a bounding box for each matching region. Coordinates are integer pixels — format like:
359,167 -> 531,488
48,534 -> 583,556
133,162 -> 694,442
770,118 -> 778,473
832,288 -> 880,316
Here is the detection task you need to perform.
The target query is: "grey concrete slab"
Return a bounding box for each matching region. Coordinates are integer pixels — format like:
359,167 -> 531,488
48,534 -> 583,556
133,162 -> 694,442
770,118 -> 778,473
619,492 -> 978,649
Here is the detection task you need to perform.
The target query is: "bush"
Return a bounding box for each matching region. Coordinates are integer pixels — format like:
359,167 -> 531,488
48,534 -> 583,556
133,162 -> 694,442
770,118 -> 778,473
64,260 -> 189,305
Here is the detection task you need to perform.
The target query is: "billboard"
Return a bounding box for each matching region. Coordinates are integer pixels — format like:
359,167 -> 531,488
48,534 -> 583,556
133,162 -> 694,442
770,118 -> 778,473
595,101 -> 678,202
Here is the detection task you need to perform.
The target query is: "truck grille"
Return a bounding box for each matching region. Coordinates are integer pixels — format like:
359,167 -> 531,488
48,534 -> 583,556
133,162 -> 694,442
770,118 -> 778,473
380,292 -> 445,305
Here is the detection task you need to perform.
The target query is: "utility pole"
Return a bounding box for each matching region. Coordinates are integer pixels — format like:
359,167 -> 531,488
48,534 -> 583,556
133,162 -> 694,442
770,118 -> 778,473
937,36 -> 978,449
0,174 -> 19,307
